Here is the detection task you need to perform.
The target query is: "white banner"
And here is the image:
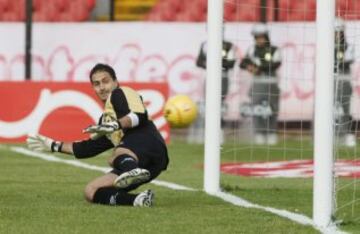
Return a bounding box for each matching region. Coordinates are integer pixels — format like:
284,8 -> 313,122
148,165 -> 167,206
1,22 -> 360,120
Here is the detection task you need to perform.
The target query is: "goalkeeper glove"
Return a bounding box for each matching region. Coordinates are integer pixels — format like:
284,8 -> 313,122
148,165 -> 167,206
26,134 -> 63,153
83,120 -> 121,135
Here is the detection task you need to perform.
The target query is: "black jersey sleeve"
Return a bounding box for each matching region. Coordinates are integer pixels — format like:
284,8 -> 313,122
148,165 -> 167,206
111,88 -> 148,127
111,89 -> 131,118
72,135 -> 114,159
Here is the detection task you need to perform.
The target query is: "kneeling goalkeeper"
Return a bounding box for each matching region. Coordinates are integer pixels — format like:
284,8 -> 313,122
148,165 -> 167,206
27,63 -> 169,207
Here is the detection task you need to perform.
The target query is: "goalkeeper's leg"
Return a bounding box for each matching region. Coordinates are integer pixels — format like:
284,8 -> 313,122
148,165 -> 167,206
109,148 -> 150,189
84,173 -> 152,206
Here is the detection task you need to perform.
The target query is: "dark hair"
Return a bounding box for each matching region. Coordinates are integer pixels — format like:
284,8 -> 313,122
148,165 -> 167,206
89,63 -> 117,82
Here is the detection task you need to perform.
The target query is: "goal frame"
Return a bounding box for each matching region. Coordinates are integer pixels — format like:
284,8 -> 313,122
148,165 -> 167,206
203,0 -> 337,228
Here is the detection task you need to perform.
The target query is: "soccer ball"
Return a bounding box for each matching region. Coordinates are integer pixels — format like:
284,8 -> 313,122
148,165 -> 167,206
163,95 -> 198,128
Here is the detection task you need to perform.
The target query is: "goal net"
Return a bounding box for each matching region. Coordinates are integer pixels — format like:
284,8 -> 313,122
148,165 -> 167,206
200,0 -> 359,230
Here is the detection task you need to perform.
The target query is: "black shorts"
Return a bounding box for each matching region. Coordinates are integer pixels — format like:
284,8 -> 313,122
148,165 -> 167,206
111,122 -> 169,188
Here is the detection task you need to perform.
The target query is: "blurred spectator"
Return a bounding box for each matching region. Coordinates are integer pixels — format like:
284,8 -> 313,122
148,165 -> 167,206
334,17 -> 356,147
196,38 -> 236,105
240,23 -> 281,145
195,36 -> 236,143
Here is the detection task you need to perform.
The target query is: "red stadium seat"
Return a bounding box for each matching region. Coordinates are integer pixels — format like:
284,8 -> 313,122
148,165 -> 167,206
184,0 -> 207,21
67,1 -> 89,21
0,0 -> 94,22
0,0 -> 10,12
279,0 -> 316,21
235,0 -> 260,22
192,0 -> 207,12
337,0 -> 359,18
336,0 -> 352,18
33,0 -> 42,11
340,0 -> 360,19
224,1 -> 236,18
33,11 -> 48,21
6,0 -> 360,22
53,0 -> 70,12
265,0 -> 276,21
2,12 -> 20,21
224,0 -> 261,22
12,0 -> 25,20
145,12 -> 164,21
151,1 -> 178,21
233,10 -> 260,22
6,0 -> 22,11
146,0 -> 198,22
85,0 -> 95,10
165,0 -> 184,13
0,0 -> 7,6
35,4 -> 60,22
57,12 -> 74,22
175,11 -> 194,22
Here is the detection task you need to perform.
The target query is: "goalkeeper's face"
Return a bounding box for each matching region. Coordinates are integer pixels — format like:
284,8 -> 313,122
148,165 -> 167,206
91,71 -> 118,102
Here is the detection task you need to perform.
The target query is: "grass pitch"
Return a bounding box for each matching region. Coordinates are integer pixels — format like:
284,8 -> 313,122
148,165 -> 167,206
0,139 -> 358,234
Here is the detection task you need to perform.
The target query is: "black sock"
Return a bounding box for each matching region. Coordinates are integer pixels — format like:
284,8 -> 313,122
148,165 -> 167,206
112,154 -> 138,175
92,187 -> 137,206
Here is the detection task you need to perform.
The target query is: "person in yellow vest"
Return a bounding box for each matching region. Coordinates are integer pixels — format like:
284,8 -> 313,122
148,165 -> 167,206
27,63 -> 169,207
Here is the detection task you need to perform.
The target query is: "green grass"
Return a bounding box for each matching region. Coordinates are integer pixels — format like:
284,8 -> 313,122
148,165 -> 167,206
0,138 -> 359,233
220,137 -> 360,233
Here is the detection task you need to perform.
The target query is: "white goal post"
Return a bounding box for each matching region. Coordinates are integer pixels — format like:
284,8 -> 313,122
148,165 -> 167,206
203,0 -> 223,194
313,0 -> 336,228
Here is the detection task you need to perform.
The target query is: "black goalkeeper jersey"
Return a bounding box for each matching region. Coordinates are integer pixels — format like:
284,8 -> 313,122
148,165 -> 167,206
72,87 -> 165,159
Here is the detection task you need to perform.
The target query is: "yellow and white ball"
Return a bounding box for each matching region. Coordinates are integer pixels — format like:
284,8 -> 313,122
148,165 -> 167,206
164,95 -> 198,128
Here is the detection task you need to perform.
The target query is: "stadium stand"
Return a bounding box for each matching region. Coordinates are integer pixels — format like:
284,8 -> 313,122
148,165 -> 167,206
0,0 -> 95,22
146,0 -> 360,22
278,0 -> 316,21
0,0 -> 359,22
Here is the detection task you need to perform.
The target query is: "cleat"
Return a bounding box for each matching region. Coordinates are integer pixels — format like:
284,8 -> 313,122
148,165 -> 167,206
133,189 -> 154,207
113,168 -> 150,189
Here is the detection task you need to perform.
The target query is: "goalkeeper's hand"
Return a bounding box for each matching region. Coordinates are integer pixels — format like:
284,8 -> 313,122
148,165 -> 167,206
83,120 -> 121,135
26,134 -> 63,153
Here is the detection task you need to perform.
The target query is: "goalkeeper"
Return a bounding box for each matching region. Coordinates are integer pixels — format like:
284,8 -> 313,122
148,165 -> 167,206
27,63 -> 169,207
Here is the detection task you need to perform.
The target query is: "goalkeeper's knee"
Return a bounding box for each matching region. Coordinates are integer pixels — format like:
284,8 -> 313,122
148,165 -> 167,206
110,154 -> 138,175
108,148 -> 138,167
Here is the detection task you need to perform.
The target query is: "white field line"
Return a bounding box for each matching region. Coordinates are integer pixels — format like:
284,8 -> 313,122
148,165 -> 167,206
213,191 -> 347,234
8,146 -> 346,234
10,146 -> 196,191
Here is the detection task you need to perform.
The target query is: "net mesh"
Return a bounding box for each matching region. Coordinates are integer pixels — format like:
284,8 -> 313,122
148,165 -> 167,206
193,0 -> 360,226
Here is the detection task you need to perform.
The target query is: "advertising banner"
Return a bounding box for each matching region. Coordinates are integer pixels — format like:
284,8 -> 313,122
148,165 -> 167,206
0,81 -> 169,143
1,22 -> 360,120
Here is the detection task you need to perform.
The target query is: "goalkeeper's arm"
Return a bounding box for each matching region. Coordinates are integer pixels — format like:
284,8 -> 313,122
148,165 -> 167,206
26,133 -> 114,159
